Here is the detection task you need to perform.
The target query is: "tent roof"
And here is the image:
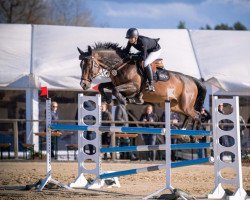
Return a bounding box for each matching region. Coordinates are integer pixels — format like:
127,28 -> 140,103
0,24 -> 31,88
190,30 -> 250,93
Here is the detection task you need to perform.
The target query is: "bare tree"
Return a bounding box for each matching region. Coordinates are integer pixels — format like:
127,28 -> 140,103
47,0 -> 93,26
0,0 -> 47,24
0,0 -> 94,26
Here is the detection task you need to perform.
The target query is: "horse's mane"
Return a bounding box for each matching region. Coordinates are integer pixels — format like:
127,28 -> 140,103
92,42 -> 126,58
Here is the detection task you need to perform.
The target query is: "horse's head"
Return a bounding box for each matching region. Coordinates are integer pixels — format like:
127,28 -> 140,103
77,46 -> 102,90
78,43 -> 126,90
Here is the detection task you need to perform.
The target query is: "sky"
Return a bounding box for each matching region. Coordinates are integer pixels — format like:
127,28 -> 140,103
84,0 -> 250,29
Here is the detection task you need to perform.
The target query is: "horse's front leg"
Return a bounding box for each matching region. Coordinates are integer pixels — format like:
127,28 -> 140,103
98,82 -> 114,104
112,87 -> 127,105
182,116 -> 189,129
113,82 -> 141,105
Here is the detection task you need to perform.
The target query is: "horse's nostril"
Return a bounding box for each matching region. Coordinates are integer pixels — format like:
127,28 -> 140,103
80,81 -> 85,87
80,80 -> 90,90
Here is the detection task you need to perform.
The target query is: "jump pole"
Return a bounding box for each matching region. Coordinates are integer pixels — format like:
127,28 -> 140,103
100,143 -> 212,153
51,124 -> 210,136
38,98 -> 72,191
100,157 -> 210,179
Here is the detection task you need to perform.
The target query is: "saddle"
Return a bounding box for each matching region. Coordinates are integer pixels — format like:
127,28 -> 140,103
138,58 -> 169,82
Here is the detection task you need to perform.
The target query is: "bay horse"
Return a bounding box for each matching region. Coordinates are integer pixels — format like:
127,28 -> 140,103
77,43 -> 206,128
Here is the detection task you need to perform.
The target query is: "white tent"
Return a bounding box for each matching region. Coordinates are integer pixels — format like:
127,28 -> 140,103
0,24 -> 31,88
1,24 -> 250,148
1,25 -> 250,92
190,30 -> 250,95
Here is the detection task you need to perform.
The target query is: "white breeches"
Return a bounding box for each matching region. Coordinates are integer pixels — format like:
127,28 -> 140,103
144,49 -> 162,67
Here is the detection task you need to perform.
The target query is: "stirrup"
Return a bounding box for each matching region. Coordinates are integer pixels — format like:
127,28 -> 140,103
146,84 -> 155,92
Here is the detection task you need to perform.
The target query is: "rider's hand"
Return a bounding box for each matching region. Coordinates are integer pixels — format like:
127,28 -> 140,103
124,54 -> 132,61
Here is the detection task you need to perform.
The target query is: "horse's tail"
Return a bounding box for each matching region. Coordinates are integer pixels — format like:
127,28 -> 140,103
192,77 -> 207,112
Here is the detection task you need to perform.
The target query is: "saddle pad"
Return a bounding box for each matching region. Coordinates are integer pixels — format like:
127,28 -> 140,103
154,68 -> 169,81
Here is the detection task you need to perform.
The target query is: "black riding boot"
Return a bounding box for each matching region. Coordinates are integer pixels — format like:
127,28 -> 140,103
145,65 -> 155,92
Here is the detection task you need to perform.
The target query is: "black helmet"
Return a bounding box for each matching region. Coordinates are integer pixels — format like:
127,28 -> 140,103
126,28 -> 139,39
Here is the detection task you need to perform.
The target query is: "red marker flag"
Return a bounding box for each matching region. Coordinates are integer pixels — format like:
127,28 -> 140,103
92,84 -> 99,92
40,86 -> 48,97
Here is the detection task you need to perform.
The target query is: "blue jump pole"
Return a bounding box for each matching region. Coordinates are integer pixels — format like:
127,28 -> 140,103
50,124 -> 164,134
171,157 -> 210,168
100,164 -> 165,179
99,157 -> 210,179
100,143 -> 212,153
50,124 -> 211,136
171,129 -> 211,136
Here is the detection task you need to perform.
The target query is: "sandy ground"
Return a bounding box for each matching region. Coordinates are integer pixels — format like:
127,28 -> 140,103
0,161 -> 249,200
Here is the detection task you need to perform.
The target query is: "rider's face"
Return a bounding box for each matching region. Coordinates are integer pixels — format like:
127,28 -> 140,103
129,37 -> 137,44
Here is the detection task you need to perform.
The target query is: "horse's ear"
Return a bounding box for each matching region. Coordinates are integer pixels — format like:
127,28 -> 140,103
88,45 -> 92,54
77,47 -> 84,54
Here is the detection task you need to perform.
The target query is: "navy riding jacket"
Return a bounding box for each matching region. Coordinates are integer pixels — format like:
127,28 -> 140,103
124,35 -> 161,61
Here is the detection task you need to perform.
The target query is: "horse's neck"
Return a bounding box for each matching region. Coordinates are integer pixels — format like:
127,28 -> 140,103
100,52 -> 123,69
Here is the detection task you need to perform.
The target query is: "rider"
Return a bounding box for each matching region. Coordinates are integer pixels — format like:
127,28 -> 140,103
124,28 -> 161,92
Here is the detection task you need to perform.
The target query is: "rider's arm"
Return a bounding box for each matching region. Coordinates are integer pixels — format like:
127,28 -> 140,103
124,42 -> 131,54
141,40 -> 148,61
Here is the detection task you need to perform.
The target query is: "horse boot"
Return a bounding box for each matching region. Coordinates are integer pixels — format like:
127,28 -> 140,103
145,65 -> 155,92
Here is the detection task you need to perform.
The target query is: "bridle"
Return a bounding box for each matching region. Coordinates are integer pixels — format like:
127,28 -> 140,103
80,56 -> 103,83
80,55 -> 130,83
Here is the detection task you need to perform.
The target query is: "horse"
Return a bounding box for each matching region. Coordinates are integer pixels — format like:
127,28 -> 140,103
77,42 -> 206,128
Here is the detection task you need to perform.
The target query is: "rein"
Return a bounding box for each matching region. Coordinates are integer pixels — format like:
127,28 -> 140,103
91,57 -> 130,77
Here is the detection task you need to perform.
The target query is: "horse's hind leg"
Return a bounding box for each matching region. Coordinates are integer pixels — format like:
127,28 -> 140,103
180,88 -> 200,130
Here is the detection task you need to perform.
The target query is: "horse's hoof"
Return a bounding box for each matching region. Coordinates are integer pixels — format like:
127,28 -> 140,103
127,97 -> 144,105
134,99 -> 144,105
127,98 -> 135,104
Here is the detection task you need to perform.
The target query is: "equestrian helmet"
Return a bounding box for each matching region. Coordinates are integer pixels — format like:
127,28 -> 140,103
126,28 -> 139,38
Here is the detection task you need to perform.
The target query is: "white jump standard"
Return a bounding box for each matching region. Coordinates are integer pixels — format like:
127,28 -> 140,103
38,98 -> 72,191
40,94 -> 247,200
